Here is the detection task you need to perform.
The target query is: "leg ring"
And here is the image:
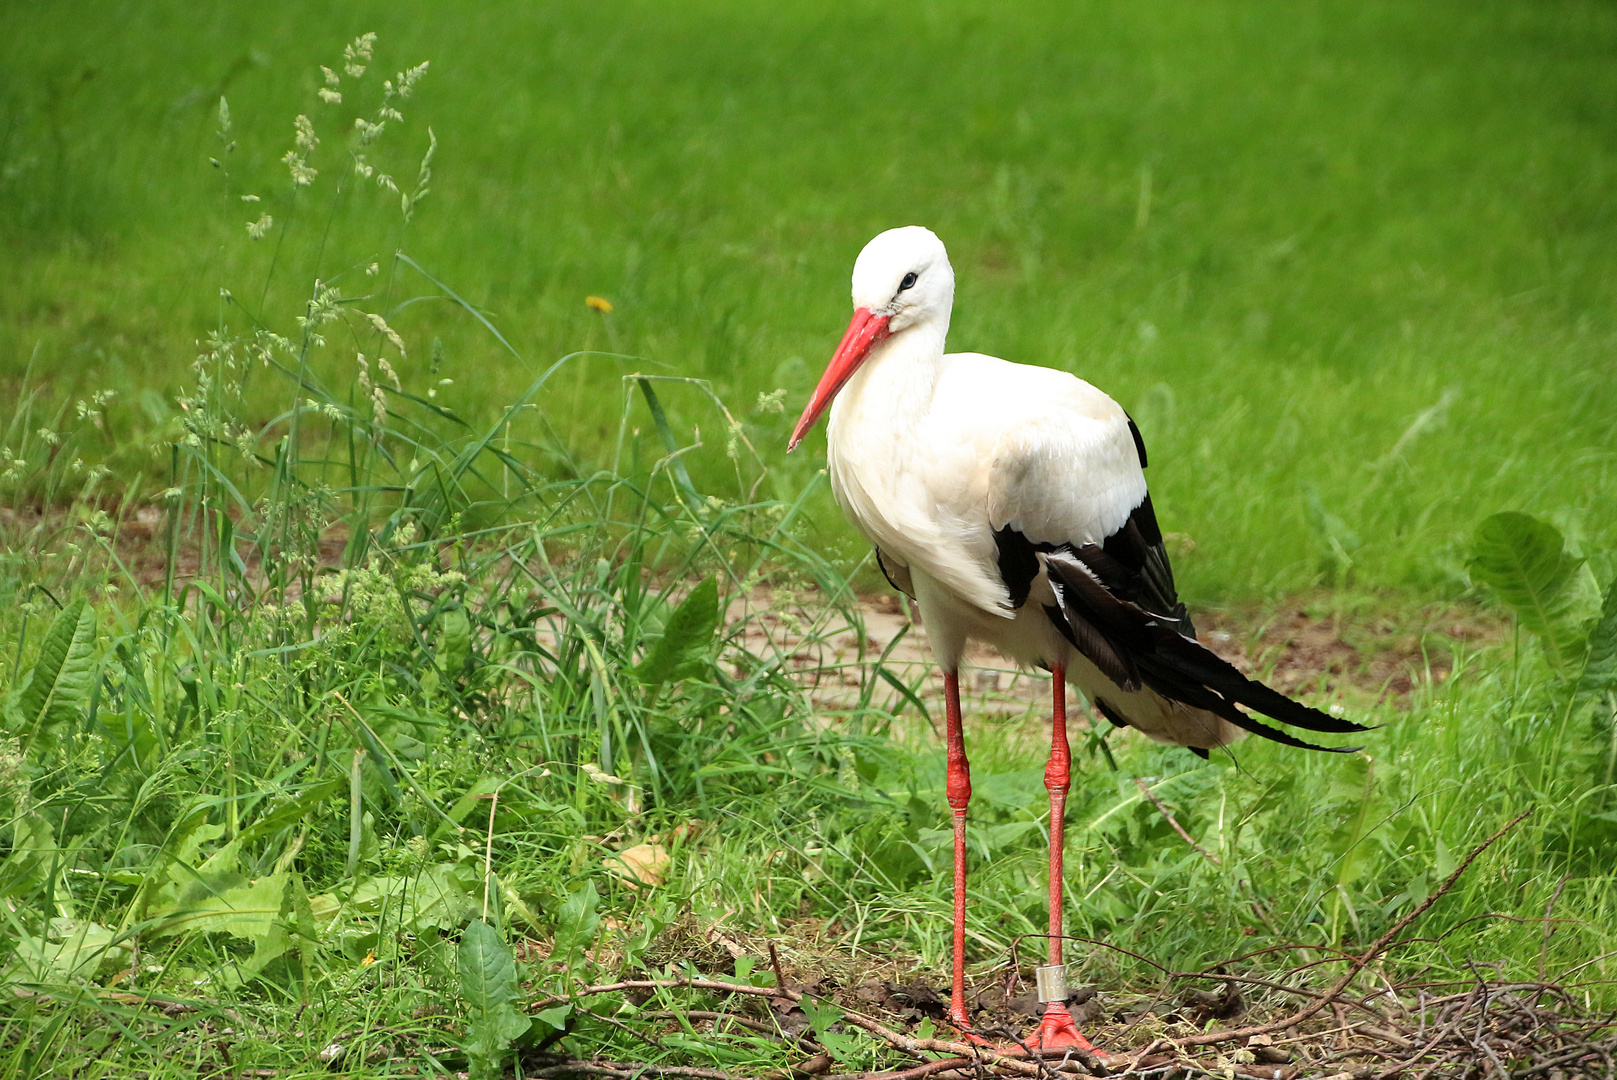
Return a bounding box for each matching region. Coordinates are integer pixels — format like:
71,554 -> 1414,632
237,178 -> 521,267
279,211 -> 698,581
1035,964 -> 1069,1004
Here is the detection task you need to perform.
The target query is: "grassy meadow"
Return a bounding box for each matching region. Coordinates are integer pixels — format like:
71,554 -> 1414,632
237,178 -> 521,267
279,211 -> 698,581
1,2 -> 1616,1076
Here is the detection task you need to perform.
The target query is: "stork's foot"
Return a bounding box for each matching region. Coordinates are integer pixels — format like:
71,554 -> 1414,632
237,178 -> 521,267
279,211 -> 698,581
1030,1002 -> 1094,1052
946,1007 -> 993,1047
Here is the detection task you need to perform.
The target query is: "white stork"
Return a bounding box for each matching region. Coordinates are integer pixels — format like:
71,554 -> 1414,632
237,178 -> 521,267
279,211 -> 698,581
788,226 -> 1366,1050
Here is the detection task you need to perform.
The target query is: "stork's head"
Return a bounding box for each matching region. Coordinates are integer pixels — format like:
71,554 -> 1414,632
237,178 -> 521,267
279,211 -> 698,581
789,226 -> 955,451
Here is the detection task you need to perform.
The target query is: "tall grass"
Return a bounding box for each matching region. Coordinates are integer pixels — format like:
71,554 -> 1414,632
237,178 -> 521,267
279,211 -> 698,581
0,38 -> 898,1076
4,0 -> 1617,599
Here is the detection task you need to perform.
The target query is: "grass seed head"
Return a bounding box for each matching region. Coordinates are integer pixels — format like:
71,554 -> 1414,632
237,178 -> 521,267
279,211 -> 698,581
391,61 -> 429,99
283,149 -> 316,186
343,32 -> 377,79
365,312 -> 407,359
293,114 -> 317,153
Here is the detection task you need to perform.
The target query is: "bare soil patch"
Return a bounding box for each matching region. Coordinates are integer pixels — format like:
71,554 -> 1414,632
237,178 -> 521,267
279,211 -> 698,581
745,585 -> 1503,726
532,816 -> 1615,1079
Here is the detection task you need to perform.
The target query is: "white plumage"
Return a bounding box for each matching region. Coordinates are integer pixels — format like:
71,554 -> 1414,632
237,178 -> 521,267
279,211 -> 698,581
806,225 -> 1242,747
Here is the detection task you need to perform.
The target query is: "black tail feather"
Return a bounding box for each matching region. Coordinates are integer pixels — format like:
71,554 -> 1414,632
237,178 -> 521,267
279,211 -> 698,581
1044,551 -> 1371,751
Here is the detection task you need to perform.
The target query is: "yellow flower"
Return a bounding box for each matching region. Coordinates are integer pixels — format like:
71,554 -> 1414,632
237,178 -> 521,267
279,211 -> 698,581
585,295 -> 613,314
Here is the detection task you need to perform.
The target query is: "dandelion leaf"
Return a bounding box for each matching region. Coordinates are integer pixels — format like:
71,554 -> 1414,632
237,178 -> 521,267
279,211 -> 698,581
1468,512 -> 1586,676
439,606 -> 472,675
551,880 -> 600,966
0,813 -> 57,900
3,921 -> 130,983
457,919 -> 530,1080
239,873 -> 312,979
234,778 -> 345,847
148,873 -> 289,943
633,576 -> 719,690
409,862 -> 478,932
1578,574 -> 1617,703
7,599 -> 97,751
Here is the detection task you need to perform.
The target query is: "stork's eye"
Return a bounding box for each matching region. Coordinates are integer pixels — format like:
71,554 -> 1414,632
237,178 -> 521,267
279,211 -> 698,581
899,271 -> 919,292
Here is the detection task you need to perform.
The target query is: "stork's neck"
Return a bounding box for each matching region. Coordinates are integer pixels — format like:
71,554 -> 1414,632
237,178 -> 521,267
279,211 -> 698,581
830,317 -> 949,435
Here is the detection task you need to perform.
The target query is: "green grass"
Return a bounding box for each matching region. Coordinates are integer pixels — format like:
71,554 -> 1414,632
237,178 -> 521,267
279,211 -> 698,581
1,4 -> 1615,1077
4,0 -> 1617,598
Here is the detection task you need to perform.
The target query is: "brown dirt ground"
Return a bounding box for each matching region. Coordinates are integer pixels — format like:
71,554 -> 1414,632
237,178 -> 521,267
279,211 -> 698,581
566,911 -> 1613,1078
739,583 -> 1503,726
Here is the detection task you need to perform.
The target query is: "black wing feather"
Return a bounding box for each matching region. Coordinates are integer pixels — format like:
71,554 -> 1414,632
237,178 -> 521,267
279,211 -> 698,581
1126,416 -> 1149,468
993,525 -> 1042,608
991,419 -> 1365,754
1100,493 -> 1194,636
1044,550 -> 1369,749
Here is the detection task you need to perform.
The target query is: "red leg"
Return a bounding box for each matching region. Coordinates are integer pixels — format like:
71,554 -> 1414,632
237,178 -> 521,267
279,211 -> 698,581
942,669 -> 978,1035
1032,666 -> 1095,1051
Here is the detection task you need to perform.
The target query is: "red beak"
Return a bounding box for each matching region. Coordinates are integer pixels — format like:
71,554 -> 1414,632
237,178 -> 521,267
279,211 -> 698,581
788,307 -> 891,451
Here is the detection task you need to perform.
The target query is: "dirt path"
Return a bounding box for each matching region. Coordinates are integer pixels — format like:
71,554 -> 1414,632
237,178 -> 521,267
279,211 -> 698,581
734,584 -> 1499,726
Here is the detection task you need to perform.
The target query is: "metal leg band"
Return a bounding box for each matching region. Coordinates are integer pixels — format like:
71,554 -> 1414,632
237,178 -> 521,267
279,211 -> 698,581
1035,964 -> 1069,1004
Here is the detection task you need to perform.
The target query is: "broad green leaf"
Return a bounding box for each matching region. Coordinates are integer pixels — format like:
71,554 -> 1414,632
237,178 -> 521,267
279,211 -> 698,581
410,863 -> 479,932
633,576 -> 720,690
0,814 -> 56,900
1578,575 -> 1617,702
4,920 -> 130,982
239,874 -> 310,978
533,1003 -> 572,1034
9,600 -> 97,752
147,873 -> 289,941
289,873 -> 318,984
551,880 -> 600,967
141,820 -> 231,916
1434,834 -> 1456,880
1325,755 -> 1377,897
1468,512 -> 1585,675
447,776 -> 503,825
168,821 -> 226,879
458,919 -> 531,1080
439,606 -> 471,675
344,865 -> 478,934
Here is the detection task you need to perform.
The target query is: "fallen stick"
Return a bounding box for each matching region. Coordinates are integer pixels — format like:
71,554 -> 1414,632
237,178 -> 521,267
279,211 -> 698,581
822,1058 -> 973,1080
529,974 -> 1055,1077
529,1064 -> 747,1080
1132,809 -> 1533,1059
1166,970 -> 1393,1024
